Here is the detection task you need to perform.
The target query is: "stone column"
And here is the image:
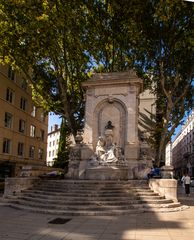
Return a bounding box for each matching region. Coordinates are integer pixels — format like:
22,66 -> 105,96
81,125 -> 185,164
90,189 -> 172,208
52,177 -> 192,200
161,165 -> 174,179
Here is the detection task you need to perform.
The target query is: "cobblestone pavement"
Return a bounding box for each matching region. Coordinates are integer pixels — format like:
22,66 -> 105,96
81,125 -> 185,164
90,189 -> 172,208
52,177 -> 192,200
0,186 -> 194,240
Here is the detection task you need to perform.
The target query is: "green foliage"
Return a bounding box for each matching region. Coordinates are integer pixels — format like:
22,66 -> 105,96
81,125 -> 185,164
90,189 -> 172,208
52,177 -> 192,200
0,0 -> 90,135
53,118 -> 70,171
0,0 -> 193,165
108,0 -> 194,165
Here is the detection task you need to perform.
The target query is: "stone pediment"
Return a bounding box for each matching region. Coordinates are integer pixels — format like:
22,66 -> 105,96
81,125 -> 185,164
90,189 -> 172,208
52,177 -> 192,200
82,70 -> 143,93
91,70 -> 138,81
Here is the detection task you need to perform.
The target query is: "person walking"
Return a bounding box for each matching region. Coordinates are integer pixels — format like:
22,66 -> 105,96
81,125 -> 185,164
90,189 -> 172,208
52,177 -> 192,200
181,174 -> 185,187
184,173 -> 191,196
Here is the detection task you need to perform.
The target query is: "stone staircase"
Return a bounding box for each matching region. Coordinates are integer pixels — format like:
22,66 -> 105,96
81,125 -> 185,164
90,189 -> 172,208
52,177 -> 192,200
4,180 -> 182,215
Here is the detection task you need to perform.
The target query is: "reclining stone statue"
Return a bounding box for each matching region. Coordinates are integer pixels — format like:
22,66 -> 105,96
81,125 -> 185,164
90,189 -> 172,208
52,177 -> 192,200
96,135 -> 118,164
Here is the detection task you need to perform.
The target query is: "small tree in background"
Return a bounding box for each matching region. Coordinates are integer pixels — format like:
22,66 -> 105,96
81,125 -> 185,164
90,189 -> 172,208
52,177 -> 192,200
53,118 -> 70,172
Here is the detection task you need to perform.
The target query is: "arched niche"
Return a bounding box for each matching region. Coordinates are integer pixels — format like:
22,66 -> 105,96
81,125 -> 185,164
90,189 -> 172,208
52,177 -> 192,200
93,98 -> 127,151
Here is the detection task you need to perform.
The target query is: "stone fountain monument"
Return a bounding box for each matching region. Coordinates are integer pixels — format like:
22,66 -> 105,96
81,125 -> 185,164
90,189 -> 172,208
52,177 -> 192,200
3,71 -> 178,203
67,71 -> 153,180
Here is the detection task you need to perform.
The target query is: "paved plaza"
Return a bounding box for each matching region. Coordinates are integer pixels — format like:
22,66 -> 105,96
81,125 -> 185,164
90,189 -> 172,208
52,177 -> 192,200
0,186 -> 194,240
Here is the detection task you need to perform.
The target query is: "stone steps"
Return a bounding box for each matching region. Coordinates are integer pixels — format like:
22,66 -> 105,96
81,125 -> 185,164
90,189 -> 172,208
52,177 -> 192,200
34,180 -> 148,187
7,204 -> 142,215
20,192 -> 137,200
17,196 -> 171,205
10,199 -> 177,210
19,192 -> 165,201
32,188 -> 143,193
4,180 -> 182,215
6,201 -> 183,216
22,190 -> 157,198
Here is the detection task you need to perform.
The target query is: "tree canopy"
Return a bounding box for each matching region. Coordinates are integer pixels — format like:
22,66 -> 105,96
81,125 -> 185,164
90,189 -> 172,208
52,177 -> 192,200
0,0 -> 193,165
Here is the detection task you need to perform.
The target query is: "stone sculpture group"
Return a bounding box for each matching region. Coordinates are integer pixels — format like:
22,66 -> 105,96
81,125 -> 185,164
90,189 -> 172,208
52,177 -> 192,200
88,121 -> 126,167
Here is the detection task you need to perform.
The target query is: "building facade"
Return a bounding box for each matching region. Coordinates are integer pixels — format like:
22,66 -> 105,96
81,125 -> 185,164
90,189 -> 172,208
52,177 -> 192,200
165,142 -> 172,166
0,65 -> 48,178
172,111 -> 194,178
47,124 -> 60,166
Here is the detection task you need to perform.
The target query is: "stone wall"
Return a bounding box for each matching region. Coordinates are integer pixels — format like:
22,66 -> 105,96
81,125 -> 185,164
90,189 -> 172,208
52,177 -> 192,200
149,179 -> 178,202
3,177 -> 40,198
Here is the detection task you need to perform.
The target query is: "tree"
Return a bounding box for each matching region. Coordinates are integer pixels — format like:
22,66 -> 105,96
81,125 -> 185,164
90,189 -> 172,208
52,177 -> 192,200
129,0 -> 194,165
90,0 -> 194,165
53,118 -> 70,171
0,0 -> 193,166
0,0 -> 90,136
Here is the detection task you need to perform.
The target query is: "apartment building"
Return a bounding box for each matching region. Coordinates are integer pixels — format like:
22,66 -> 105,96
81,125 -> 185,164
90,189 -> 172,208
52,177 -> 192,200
165,142 -> 172,166
47,124 -> 60,166
172,111 -> 194,178
0,65 -> 48,178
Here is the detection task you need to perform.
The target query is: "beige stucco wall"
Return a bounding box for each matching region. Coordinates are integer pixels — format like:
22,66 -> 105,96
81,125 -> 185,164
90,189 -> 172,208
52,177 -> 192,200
0,65 -> 48,176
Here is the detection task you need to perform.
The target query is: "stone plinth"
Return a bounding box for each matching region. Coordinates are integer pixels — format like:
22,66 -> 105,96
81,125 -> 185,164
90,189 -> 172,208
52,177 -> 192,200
161,165 -> 174,179
85,166 -> 128,180
4,177 -> 40,198
149,179 -> 178,202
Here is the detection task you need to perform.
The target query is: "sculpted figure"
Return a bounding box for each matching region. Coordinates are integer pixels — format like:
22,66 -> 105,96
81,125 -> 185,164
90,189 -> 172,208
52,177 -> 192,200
105,121 -> 114,130
95,122 -> 118,164
100,144 -> 118,163
96,136 -> 106,157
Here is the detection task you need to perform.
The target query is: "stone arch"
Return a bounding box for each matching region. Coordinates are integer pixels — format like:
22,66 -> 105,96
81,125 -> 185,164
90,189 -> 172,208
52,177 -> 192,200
93,98 -> 127,151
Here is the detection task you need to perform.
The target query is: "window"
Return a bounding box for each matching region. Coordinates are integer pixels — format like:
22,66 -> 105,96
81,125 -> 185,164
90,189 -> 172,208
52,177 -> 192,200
8,66 -> 15,80
31,105 -> 36,117
4,112 -> 13,128
49,142 -> 51,147
53,140 -> 55,146
19,119 -> 25,133
52,150 -> 55,156
20,97 -> 27,110
21,78 -> 27,90
40,112 -> 46,122
49,151 -> 51,157
6,88 -> 14,103
29,146 -> 35,158
40,129 -> 45,141
38,148 -> 43,159
18,142 -> 24,156
30,125 -> 36,137
3,138 -> 11,153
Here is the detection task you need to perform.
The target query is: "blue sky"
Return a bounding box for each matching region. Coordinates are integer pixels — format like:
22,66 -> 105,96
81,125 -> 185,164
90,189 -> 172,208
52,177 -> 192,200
48,113 -> 62,132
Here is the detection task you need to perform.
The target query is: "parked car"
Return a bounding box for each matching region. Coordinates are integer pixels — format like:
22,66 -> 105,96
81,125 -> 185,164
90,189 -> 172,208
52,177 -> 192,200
190,177 -> 194,187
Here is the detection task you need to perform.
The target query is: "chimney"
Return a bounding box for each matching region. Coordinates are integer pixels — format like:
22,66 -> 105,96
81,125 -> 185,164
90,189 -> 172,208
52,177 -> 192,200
54,124 -> 58,131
